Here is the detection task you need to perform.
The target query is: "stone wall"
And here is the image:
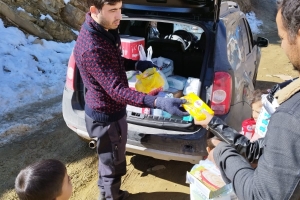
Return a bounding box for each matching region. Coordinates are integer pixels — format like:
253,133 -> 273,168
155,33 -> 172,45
0,0 -> 88,42
0,0 -> 251,42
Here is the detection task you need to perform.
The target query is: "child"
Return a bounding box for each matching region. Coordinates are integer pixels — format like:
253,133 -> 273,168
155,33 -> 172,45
249,89 -> 268,141
15,159 -> 73,200
206,136 -> 219,153
251,89 -> 265,121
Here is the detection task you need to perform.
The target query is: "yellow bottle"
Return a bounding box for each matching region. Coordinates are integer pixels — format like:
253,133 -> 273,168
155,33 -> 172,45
182,93 -> 214,121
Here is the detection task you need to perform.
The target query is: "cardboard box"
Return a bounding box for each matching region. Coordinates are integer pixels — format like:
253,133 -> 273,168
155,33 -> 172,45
187,172 -> 235,200
121,36 -> 145,60
189,182 -> 237,200
186,160 -> 237,200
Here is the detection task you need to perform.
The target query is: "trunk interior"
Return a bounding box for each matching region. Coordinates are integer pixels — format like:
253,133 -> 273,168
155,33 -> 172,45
120,19 -> 206,131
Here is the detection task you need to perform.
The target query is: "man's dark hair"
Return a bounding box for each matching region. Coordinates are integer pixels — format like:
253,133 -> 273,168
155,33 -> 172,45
279,0 -> 300,43
15,159 -> 66,200
87,0 -> 122,10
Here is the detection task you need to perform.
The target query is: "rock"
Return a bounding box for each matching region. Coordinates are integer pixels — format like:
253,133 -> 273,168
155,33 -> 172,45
232,0 -> 252,13
61,3 -> 85,30
17,9 -> 37,22
0,0 -> 53,40
38,0 -> 65,14
0,0 -> 261,42
41,18 -> 77,41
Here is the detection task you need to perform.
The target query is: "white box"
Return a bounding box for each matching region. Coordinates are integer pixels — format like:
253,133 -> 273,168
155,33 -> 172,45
187,172 -> 237,200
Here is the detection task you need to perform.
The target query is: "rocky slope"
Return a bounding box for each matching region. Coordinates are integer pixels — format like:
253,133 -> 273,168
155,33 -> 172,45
0,0 -> 252,42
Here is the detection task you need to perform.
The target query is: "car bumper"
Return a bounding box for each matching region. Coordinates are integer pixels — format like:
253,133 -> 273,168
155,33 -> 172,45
63,88 -> 207,164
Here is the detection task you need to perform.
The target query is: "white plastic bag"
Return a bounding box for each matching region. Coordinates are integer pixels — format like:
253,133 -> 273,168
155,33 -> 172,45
157,70 -> 169,91
152,57 -> 174,77
138,45 -> 153,61
255,94 -> 279,138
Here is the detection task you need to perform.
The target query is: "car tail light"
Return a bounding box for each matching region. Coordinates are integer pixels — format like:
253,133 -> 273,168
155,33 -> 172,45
66,52 -> 76,91
210,72 -> 232,115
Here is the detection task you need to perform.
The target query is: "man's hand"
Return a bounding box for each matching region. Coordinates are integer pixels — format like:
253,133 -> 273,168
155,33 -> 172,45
194,111 -> 214,129
155,97 -> 189,116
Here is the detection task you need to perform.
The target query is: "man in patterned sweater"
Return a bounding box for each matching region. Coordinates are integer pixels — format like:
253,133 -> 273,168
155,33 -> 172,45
73,0 -> 188,199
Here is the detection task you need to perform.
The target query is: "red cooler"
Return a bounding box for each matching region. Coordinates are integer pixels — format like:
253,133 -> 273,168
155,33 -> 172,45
121,36 -> 145,60
241,118 -> 256,140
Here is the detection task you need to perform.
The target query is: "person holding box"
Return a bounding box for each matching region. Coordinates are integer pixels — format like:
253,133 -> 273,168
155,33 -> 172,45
195,1 -> 300,199
73,1 -> 188,199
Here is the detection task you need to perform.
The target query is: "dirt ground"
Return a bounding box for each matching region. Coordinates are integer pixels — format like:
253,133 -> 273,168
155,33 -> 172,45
0,116 -> 193,200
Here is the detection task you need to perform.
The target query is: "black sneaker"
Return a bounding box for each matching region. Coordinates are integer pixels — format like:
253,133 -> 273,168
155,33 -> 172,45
98,191 -> 129,200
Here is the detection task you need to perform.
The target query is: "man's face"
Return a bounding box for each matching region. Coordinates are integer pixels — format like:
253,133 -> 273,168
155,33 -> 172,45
276,10 -> 300,71
91,2 -> 122,30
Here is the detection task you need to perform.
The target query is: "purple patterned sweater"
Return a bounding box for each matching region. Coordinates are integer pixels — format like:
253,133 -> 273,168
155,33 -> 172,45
74,13 -> 156,122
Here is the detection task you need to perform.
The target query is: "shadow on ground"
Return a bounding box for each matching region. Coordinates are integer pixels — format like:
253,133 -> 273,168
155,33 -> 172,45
126,191 -> 190,200
128,153 -> 193,187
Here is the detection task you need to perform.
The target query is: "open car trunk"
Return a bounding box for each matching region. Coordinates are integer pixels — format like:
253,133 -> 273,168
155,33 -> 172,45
119,19 -> 207,133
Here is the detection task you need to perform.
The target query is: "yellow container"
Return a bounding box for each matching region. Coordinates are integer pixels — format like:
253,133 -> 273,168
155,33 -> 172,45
182,93 -> 214,121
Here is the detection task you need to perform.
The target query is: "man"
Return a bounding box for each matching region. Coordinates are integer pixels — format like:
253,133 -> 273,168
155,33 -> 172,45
73,0 -> 187,200
195,0 -> 300,199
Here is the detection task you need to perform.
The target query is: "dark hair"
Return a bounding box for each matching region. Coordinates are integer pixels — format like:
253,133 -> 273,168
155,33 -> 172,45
15,159 -> 66,200
278,0 -> 300,44
87,0 -> 122,10
207,137 -> 216,150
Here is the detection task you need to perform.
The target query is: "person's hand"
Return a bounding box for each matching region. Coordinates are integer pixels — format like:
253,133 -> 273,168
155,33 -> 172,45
194,111 -> 214,129
155,97 -> 189,116
135,61 -> 157,72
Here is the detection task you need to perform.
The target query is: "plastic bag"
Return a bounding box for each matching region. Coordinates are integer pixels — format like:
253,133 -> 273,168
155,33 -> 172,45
157,70 -> 169,91
138,45 -> 153,61
135,68 -> 165,95
152,57 -> 174,77
255,94 -> 279,138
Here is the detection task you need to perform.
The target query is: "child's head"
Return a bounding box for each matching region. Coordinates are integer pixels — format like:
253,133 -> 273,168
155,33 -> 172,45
15,159 -> 72,200
206,137 -> 215,153
206,132 -> 219,153
251,89 -> 267,121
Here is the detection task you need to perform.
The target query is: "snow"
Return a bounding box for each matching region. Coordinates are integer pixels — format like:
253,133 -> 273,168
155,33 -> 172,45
64,0 -> 71,4
0,19 -> 75,140
40,14 -> 54,21
17,7 -> 25,12
0,11 -> 265,140
71,29 -> 79,35
246,12 -> 263,34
